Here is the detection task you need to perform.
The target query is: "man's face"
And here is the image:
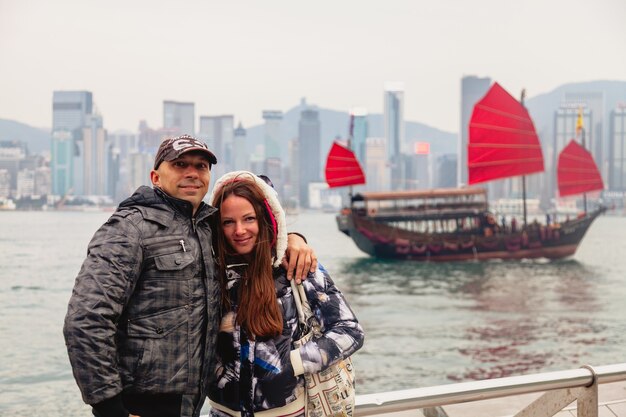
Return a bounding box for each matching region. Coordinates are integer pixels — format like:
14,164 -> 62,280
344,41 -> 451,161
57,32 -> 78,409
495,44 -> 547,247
150,151 -> 211,213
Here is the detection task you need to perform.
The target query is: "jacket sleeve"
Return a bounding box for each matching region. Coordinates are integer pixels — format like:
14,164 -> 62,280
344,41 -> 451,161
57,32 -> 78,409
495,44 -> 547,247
63,211 -> 143,406
291,263 -> 364,375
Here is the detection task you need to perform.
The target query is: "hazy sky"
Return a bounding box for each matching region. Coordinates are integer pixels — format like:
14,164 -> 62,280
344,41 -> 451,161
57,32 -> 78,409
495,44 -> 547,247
1,0 -> 625,134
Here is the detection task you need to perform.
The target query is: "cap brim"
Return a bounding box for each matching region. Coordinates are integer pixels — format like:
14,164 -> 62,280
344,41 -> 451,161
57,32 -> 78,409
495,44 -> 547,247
168,147 -> 218,164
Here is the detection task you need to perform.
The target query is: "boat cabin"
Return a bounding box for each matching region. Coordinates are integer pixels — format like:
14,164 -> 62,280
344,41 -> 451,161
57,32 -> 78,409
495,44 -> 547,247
351,188 -> 488,220
349,187 -> 491,235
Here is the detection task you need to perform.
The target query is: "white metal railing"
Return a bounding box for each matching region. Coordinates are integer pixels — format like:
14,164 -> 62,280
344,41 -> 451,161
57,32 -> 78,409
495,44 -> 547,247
355,363 -> 626,417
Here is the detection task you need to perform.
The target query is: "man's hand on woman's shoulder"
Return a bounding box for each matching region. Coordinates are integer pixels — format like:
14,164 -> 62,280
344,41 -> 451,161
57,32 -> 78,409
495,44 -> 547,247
283,233 -> 318,283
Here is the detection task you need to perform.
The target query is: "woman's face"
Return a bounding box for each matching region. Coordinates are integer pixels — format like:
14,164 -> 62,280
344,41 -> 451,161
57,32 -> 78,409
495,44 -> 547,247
220,194 -> 259,255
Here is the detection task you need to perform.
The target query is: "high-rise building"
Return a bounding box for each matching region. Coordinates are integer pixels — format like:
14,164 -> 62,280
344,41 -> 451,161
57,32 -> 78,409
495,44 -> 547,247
286,138 -> 299,204
232,123 -> 248,171
16,169 -> 35,198
51,91 -> 93,197
435,154 -> 457,188
51,130 -> 74,196
262,110 -> 283,160
82,114 -> 109,196
264,157 -> 283,199
34,166 -> 51,197
107,147 -> 120,200
108,131 -> 137,200
138,121 -> 177,155
127,152 -> 153,192
199,115 -> 234,172
298,108 -> 321,207
402,154 -> 430,189
459,76 -> 491,187
365,137 -> 387,192
609,105 -> 626,191
0,169 -> 10,198
351,108 -> 368,166
53,91 -> 93,134
163,100 -> 195,136
0,141 -> 26,193
109,131 -> 138,162
405,142 -> 431,189
384,83 -> 404,190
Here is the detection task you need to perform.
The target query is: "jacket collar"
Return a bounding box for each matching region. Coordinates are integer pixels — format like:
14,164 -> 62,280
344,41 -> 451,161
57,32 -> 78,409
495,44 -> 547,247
153,187 -> 218,223
118,186 -> 217,227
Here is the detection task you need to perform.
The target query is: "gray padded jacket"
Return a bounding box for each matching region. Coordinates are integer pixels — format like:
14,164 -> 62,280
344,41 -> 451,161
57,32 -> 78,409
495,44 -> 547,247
63,186 -> 221,414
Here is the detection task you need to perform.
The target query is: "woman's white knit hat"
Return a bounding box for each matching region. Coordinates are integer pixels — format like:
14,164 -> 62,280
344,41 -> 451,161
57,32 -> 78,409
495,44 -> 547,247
209,171 -> 287,267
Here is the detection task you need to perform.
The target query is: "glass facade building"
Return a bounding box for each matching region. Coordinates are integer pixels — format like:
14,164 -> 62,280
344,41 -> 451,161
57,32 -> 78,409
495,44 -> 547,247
384,83 -> 404,190
51,91 -> 93,196
609,106 -> 626,191
262,110 -> 283,160
298,108 -> 321,207
163,100 -> 195,136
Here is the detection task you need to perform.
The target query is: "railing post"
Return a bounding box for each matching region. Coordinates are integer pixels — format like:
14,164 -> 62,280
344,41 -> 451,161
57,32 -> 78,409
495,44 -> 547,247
576,382 -> 598,417
513,387 -> 580,417
577,365 -> 598,417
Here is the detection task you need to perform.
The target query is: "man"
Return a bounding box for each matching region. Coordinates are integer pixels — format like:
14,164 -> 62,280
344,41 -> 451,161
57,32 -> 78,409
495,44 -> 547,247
64,135 -> 316,417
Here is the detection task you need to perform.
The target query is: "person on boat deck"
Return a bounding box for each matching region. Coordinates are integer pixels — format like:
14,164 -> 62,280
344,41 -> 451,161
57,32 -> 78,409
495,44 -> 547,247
207,171 -> 364,417
63,136 -> 316,417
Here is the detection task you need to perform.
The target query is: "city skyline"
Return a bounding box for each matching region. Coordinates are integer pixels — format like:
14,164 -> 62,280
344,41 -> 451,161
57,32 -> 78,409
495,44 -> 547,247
1,0 -> 625,133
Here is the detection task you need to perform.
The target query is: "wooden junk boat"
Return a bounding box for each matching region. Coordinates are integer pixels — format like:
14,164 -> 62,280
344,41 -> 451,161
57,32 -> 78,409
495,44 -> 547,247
328,83 -> 606,261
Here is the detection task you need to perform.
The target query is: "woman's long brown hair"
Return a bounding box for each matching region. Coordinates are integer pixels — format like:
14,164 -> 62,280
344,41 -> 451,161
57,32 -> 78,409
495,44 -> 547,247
213,179 -> 283,339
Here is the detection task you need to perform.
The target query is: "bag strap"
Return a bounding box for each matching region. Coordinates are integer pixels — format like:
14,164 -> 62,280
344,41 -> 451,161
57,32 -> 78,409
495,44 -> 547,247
290,280 -> 324,339
290,279 -> 312,325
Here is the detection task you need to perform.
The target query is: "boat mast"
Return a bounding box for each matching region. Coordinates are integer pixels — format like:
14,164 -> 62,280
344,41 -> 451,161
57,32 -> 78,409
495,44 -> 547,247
578,108 -> 588,214
348,114 -> 355,205
520,89 -> 528,227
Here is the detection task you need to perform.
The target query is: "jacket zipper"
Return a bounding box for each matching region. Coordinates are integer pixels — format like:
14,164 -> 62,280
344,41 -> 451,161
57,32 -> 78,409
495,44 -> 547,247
145,238 -> 186,252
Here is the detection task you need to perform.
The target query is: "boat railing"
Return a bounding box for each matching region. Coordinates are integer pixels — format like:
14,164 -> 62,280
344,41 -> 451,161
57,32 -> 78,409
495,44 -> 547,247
355,363 -> 626,417
356,202 -> 488,214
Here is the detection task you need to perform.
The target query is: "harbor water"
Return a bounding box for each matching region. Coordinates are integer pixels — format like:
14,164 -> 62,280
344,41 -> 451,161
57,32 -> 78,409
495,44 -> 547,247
1,210 -> 625,416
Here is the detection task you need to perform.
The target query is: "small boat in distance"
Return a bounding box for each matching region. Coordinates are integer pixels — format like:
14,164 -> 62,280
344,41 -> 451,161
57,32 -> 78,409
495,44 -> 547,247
332,83 -> 606,261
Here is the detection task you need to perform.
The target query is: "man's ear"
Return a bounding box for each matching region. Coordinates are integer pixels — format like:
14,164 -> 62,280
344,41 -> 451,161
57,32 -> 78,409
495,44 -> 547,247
150,170 -> 160,186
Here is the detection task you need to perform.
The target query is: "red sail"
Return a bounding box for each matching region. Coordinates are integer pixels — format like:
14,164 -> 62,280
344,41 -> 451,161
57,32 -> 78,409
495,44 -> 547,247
468,82 -> 544,184
325,142 -> 366,188
557,139 -> 604,196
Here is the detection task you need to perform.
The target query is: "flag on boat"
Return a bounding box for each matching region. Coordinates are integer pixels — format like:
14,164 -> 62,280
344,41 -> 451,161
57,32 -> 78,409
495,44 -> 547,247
557,139 -> 603,197
468,82 -> 544,185
576,106 -> 584,136
325,142 -> 366,188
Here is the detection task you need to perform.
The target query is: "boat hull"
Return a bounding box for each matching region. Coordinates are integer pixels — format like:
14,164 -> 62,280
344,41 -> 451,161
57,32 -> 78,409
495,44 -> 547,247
338,207 -> 605,261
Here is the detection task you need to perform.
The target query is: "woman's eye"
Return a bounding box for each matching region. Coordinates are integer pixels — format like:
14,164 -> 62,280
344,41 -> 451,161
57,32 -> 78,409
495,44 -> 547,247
245,216 -> 256,222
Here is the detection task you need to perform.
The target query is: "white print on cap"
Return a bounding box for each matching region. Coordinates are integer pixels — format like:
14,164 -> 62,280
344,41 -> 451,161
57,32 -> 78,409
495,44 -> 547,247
172,138 -> 207,151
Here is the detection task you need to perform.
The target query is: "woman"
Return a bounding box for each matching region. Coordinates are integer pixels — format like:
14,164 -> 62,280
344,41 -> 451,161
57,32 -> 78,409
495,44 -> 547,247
208,171 -> 364,417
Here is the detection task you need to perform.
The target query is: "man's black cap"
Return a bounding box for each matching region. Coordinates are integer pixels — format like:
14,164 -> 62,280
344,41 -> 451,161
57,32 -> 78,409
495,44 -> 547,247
154,135 -> 218,169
